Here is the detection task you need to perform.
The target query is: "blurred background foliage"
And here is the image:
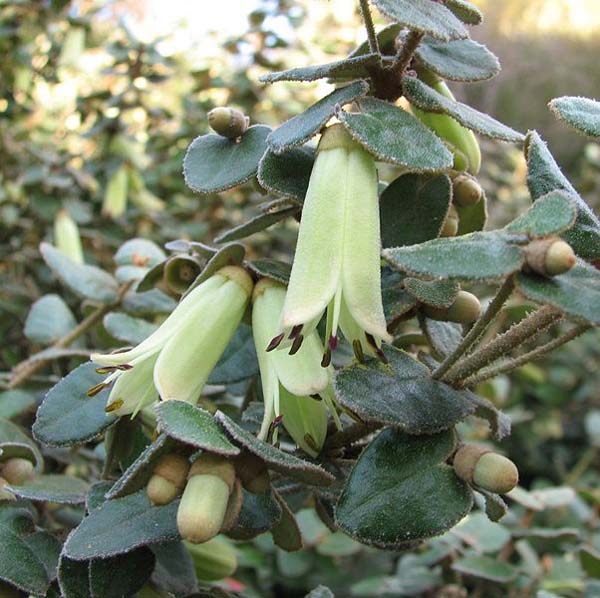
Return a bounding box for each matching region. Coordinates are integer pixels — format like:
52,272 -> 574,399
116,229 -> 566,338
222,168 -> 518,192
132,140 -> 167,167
0,0 -> 599,596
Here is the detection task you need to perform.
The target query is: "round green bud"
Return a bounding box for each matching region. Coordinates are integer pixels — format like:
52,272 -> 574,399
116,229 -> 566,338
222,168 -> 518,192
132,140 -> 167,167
525,237 -> 576,277
208,107 -> 249,139
1,458 -> 34,486
452,175 -> 483,207
454,444 -> 518,494
424,290 -> 481,324
440,205 -> 459,237
147,453 -> 190,506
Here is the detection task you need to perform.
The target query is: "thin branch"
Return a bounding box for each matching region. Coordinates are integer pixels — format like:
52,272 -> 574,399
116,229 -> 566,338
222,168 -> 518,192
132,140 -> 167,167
358,0 -> 380,55
458,323 -> 591,388
444,305 -> 562,385
433,276 -> 515,380
394,30 -> 424,78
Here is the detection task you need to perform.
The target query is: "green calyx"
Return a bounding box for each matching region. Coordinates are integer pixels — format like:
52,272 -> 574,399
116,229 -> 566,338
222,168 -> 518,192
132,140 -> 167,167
454,444 -> 519,494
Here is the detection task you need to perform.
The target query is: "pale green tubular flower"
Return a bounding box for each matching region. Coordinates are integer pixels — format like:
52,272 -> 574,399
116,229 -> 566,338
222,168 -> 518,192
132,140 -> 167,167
252,278 -> 341,457
268,123 -> 391,366
92,266 -> 254,415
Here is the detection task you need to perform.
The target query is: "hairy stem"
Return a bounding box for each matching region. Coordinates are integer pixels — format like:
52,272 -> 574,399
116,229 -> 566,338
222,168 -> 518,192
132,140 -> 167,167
445,305 -> 562,385
433,276 -> 515,380
358,0 -> 380,55
394,30 -> 424,78
459,323 -> 591,388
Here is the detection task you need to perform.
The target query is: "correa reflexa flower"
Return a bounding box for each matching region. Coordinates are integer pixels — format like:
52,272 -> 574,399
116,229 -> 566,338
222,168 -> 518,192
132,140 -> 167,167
91,266 -> 253,415
268,123 -> 391,366
252,278 -> 340,456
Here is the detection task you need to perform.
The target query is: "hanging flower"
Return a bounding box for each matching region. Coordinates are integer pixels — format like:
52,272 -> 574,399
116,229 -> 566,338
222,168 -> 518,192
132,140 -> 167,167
252,278 -> 340,457
268,123 -> 391,366
92,266 -> 253,415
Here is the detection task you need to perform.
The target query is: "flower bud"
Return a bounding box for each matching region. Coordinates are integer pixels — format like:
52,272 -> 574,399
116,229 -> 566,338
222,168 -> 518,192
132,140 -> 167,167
185,536 -> 238,581
525,238 -> 576,277
54,209 -> 84,264
424,290 -> 481,324
163,255 -> 203,294
453,444 -> 518,494
208,107 -> 249,139
440,205 -> 459,237
452,175 -> 482,208
147,454 -> 190,506
177,454 -> 236,544
102,165 -> 129,219
0,477 -> 16,501
1,458 -> 34,486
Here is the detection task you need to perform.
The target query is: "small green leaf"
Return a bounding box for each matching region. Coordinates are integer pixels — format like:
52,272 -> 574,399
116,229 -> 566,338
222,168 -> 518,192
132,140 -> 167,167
403,76 -> 524,142
271,489 -> 303,552
549,96 -> 600,138
383,232 -> 524,280
151,541 -> 198,596
516,261 -> 600,325
405,278 -> 460,308
382,268 -> 417,323
215,204 -> 298,244
336,427 -> 472,548
89,548 -> 155,598
339,98 -> 453,171
260,54 -> 380,83
156,401 -> 240,456
215,412 -> 335,487
0,390 -> 36,420
40,243 -> 119,304
456,191 -> 488,234
422,319 -> 463,358
453,512 -> 511,553
380,173 -> 452,247
268,81 -> 369,153
103,312 -> 158,345
333,346 -> 477,434
371,0 -> 468,41
183,125 -> 271,194
247,259 -> 291,285
478,490 -> 509,523
416,37 -> 500,82
33,363 -> 117,447
208,323 -> 259,384
258,146 -> 315,202
505,191 -> 577,237
7,475 -> 89,505
63,490 -> 179,560
525,131 -> 600,260
24,294 -> 78,345
453,555 -> 518,583
444,0 -> 483,25
114,238 -> 165,268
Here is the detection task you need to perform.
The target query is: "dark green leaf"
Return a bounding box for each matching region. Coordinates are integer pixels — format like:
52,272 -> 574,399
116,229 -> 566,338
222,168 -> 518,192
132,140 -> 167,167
215,412 -> 335,486
23,532 -> 61,583
7,475 -> 89,505
156,401 -> 240,456
580,546 -> 600,579
549,96 -> 600,138
183,125 -> 271,194
380,174 -> 452,247
86,482 -> 113,512
403,76 -> 524,142
516,261 -> 600,325
271,489 -> 303,552
382,268 -> 417,323
505,191 -> 577,237
247,259 -> 291,285
257,146 -> 315,202
478,490 -> 509,523
208,323 -> 259,384
24,294 -> 78,345
444,0 -> 483,25
452,555 -> 517,583
371,0 -> 468,41
63,490 -> 179,560
383,232 -> 524,280
339,98 -> 453,170
57,555 -> 90,598
525,131 -> 600,260
405,278 -> 460,308
416,37 -> 499,82
333,346 -> 477,434
0,390 -> 36,420
268,81 -> 368,153
151,541 -> 198,596
214,205 -> 298,244
102,312 -> 157,345
40,243 -> 119,304
33,363 -> 117,447
226,487 -> 282,540
336,428 -> 472,548
422,319 -> 463,358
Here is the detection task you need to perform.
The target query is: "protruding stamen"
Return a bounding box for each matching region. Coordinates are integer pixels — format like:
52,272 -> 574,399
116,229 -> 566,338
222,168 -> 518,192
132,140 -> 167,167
105,399 -> 124,413
87,382 -> 109,397
328,335 -> 338,351
321,349 -> 331,368
266,333 -> 285,352
116,363 -> 134,371
288,334 -> 304,355
272,414 -> 284,428
352,339 -> 365,363
95,366 -> 117,375
365,332 -> 389,363
288,324 -> 303,340
310,394 -> 323,402
375,347 -> 389,364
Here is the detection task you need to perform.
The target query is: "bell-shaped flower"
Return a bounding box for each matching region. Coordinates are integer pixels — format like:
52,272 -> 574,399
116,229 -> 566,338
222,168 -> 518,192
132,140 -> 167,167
92,266 -> 253,415
268,123 -> 391,365
252,278 -> 340,457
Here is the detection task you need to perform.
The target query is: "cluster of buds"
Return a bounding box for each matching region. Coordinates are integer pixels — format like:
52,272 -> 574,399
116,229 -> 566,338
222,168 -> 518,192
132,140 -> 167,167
453,444 -> 519,494
0,457 -> 35,501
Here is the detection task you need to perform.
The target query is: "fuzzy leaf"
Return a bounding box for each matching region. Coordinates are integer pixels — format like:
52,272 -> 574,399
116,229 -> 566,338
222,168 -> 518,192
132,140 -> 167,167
380,173 -> 452,247
208,323 -> 259,384
0,418 -> 43,470
333,346 -> 477,434
383,232 -> 524,280
382,268 -> 417,323
226,487 -> 282,540
453,556 -> 518,583
151,541 -> 198,596
40,243 -> 119,304
114,238 -> 165,268
516,261 -> 600,325
549,96 -> 600,138
404,278 -> 460,308
7,475 -> 89,505
268,81 -> 369,153
258,146 -> 315,202
214,205 -> 298,243
371,0 -> 468,41
416,37 -> 500,82
183,125 -> 271,194
336,427 -> 472,548
103,312 -> 157,345
89,548 -> 155,598
339,98 -> 453,170
0,390 -> 36,420
24,294 -> 78,345
505,191 -> 577,237
57,555 -> 90,598
33,363 -> 116,447
403,76 -> 524,142
271,489 -> 303,552
422,319 -> 463,358
444,0 -> 483,25
247,259 -> 291,285
23,532 -> 61,583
